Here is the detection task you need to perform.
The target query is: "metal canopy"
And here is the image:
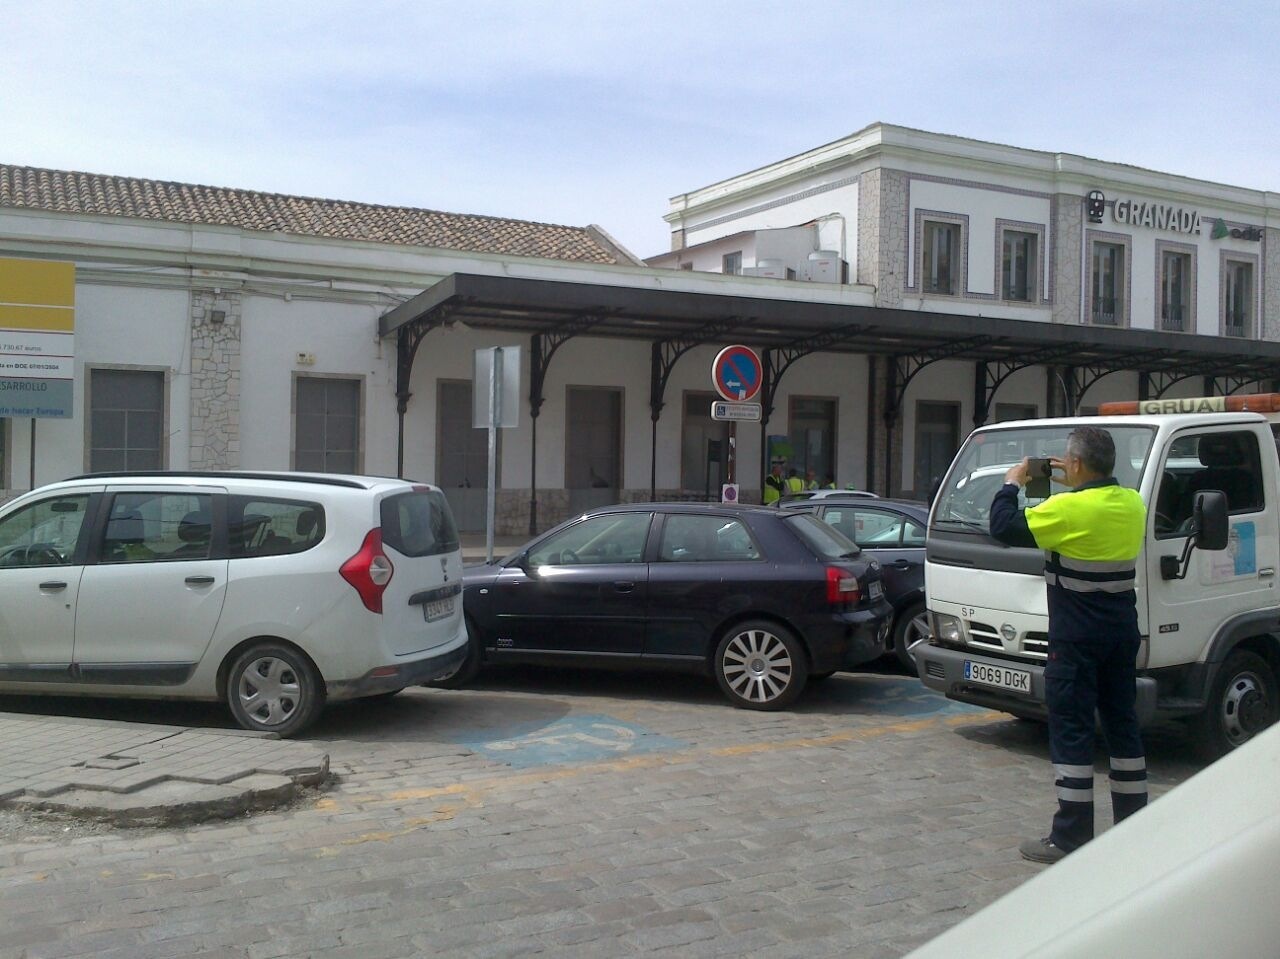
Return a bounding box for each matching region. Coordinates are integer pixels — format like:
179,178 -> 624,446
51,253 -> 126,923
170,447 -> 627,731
384,271 -> 1280,511
380,272 -> 1280,378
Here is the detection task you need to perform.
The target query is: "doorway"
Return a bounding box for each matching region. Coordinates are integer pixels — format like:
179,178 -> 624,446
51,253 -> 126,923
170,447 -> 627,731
436,380 -> 490,531
567,387 -> 622,513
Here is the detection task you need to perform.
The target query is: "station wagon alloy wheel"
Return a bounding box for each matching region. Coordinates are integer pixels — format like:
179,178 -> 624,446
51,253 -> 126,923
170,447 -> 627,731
714,621 -> 808,711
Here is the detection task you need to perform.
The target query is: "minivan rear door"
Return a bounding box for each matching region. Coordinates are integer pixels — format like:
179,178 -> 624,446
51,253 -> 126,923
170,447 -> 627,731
73,488 -> 229,686
379,488 -> 464,657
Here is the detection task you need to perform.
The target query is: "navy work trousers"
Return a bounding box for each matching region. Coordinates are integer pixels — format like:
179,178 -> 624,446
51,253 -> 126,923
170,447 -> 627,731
1044,634 -> 1148,851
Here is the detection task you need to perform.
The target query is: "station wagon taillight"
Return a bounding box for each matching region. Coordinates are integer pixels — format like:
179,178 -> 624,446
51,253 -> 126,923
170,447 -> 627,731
340,529 -> 394,613
825,566 -> 861,605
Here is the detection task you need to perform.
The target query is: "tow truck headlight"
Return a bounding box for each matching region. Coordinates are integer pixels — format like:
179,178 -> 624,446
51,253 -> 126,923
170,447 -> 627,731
933,612 -> 965,644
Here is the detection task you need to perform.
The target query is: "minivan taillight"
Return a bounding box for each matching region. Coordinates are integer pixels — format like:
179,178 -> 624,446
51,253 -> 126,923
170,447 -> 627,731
826,566 -> 861,605
340,529 -> 394,613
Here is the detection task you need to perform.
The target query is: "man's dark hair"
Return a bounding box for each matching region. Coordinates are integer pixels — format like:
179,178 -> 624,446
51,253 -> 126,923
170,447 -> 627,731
1068,425 -> 1115,476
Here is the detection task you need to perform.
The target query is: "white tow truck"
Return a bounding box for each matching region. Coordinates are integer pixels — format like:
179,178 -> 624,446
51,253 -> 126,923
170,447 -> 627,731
917,394 -> 1280,758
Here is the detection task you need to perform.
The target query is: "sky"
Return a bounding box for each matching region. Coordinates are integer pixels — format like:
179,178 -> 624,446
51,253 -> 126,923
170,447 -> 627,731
2,0 -> 1277,260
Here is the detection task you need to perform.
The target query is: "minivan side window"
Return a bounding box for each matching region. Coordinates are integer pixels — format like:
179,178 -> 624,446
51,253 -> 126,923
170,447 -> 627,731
380,490 -> 459,558
229,497 -> 325,558
101,492 -> 212,563
0,495 -> 91,567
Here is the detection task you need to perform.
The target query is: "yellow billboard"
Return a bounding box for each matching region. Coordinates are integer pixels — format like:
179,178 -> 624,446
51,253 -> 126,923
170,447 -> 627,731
0,257 -> 76,418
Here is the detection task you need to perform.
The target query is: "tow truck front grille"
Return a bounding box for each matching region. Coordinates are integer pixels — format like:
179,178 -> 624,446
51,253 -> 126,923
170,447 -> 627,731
963,621 -> 1048,661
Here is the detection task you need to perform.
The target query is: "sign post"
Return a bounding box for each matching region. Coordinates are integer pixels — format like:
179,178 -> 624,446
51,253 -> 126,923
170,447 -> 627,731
473,346 -> 521,563
711,346 -> 763,504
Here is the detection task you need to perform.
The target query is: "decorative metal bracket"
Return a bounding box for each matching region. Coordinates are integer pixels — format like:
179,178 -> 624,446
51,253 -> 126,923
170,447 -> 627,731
759,324 -> 869,425
528,311 -> 612,419
648,318 -> 746,422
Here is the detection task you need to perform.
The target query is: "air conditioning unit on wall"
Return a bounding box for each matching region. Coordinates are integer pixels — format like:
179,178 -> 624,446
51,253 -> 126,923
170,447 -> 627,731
743,259 -> 795,280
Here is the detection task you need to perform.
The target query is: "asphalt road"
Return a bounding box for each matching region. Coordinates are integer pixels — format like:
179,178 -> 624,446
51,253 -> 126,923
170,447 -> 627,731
0,663 -> 1210,958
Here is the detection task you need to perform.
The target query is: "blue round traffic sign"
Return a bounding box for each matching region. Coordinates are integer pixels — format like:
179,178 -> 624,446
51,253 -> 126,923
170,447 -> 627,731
712,345 -> 762,402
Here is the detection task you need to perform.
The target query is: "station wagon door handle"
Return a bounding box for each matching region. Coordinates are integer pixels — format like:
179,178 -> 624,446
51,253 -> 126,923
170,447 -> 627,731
613,581 -> 636,593
892,559 -> 915,569
1261,568 -> 1275,579
39,581 -> 67,591
185,575 -> 216,586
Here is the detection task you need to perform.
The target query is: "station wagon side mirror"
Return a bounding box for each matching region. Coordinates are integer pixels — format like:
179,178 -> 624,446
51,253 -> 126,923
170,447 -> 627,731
1161,490 -> 1229,580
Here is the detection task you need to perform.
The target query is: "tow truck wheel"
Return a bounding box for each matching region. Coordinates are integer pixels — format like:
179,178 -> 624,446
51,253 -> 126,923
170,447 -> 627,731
1193,650 -> 1279,760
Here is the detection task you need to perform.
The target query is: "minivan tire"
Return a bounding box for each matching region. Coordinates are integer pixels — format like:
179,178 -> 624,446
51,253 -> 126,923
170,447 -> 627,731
713,620 -> 808,711
226,643 -> 325,737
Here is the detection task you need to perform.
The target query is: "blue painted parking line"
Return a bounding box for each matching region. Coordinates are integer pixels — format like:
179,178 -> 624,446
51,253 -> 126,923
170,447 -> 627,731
456,714 -> 687,769
823,676 -> 989,717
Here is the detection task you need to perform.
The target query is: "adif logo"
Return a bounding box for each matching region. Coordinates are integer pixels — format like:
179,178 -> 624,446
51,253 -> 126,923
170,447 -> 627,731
1212,217 -> 1263,242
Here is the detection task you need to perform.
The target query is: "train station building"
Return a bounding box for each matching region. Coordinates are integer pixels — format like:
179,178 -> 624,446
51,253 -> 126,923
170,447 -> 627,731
1,123 -> 1278,531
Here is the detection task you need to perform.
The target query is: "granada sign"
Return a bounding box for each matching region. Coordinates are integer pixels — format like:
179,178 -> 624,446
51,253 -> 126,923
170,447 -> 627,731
1112,198 -> 1202,236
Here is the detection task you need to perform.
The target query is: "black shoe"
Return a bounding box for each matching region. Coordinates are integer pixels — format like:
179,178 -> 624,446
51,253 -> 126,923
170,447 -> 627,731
1019,836 -> 1068,864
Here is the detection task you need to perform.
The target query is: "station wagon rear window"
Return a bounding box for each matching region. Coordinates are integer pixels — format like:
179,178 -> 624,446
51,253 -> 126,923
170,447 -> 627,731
783,512 -> 860,561
380,490 -> 459,558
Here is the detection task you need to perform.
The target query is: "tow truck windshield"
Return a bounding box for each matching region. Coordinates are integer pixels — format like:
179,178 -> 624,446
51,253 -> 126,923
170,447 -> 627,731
932,424 -> 1156,531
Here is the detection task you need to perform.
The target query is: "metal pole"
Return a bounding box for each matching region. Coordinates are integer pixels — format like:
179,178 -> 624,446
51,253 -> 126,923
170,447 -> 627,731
486,348 -> 502,565
29,418 -> 36,489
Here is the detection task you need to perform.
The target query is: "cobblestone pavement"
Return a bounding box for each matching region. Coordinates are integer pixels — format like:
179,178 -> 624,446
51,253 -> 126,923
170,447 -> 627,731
0,666 -> 1208,958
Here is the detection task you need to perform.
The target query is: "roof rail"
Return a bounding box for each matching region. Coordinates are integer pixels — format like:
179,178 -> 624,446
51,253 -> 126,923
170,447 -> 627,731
68,470 -> 373,490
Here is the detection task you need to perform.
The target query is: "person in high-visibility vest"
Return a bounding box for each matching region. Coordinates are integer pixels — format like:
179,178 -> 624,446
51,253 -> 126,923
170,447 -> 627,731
989,425 -> 1147,865
785,469 -> 805,494
763,463 -> 785,505
805,469 -> 819,491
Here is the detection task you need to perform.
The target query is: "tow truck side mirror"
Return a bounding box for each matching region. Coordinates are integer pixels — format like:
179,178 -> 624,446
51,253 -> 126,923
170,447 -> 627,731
1192,491 -> 1229,551
1161,490 -> 1229,580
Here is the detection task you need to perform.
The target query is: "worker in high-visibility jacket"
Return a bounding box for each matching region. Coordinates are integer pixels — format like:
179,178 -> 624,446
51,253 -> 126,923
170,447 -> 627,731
763,463 -> 785,505
988,425 -> 1147,865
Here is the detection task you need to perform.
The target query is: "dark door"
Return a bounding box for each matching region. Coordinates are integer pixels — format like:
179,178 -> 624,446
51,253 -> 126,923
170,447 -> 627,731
437,381 -> 490,532
488,511 -> 651,655
914,401 -> 960,496
567,387 -> 621,514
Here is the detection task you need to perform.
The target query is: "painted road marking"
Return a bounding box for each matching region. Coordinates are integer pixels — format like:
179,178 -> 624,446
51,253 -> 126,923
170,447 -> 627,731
455,714 -> 685,769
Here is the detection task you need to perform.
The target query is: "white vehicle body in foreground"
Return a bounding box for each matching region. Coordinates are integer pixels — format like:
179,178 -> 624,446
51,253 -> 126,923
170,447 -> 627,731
918,398 -> 1280,756
904,720 -> 1280,958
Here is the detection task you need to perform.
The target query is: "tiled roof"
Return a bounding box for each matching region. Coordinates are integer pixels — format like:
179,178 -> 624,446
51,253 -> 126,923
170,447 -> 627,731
0,163 -> 627,264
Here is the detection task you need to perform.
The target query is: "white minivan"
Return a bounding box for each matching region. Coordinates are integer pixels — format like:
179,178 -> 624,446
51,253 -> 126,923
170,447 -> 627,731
0,471 -> 468,736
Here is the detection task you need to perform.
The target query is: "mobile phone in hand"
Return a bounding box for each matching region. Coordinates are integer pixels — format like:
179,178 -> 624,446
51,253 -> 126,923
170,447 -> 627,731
1026,458 -> 1052,499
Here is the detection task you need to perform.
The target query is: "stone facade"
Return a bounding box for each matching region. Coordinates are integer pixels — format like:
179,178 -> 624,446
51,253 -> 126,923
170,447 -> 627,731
1266,228 -> 1280,343
189,290 -> 242,470
856,169 -> 909,308
1052,195 -> 1084,325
